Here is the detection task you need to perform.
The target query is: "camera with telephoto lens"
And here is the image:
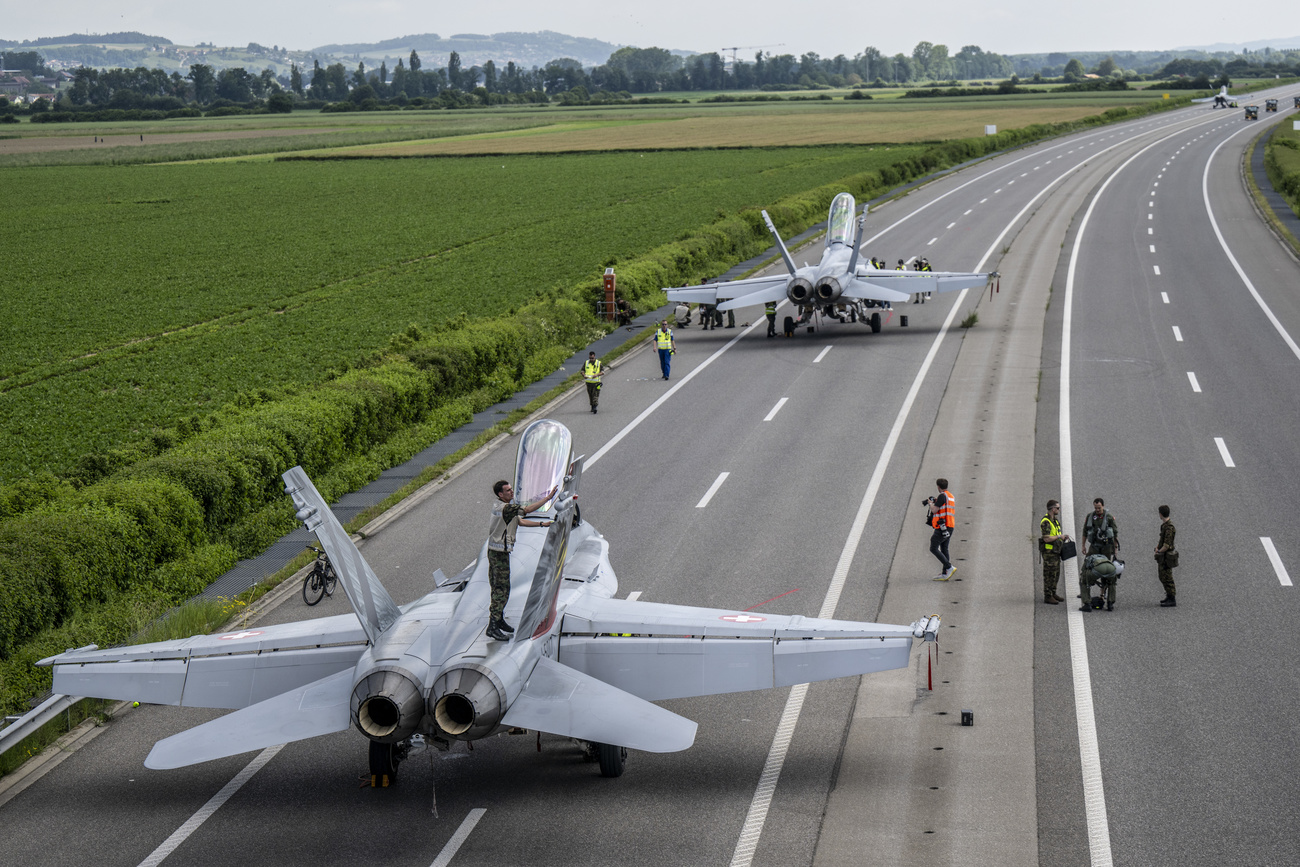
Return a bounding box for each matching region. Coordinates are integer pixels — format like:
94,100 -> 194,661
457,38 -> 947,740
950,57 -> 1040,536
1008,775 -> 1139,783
920,496 -> 935,506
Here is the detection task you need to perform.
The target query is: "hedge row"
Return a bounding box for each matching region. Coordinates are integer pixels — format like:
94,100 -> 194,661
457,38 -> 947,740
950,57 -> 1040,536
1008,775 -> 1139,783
1264,131 -> 1300,217
0,298 -> 596,663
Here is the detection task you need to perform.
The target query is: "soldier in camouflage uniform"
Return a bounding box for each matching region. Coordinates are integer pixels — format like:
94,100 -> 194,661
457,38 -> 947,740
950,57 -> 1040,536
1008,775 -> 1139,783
484,480 -> 557,641
1155,504 -> 1177,607
1080,497 -> 1120,611
1040,499 -> 1069,604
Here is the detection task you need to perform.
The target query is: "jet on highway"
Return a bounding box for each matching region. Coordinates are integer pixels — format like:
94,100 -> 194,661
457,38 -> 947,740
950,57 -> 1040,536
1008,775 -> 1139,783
665,192 -> 994,334
40,419 -> 940,783
1193,85 -> 1235,108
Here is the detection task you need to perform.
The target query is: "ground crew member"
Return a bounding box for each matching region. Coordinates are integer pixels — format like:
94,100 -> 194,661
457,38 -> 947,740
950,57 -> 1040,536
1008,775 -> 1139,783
700,304 -> 714,331
1155,504 -> 1177,607
1081,497 -> 1120,611
583,350 -> 604,414
726,307 -> 735,328
1040,499 -> 1068,603
927,478 -> 957,580
765,300 -> 778,338
674,301 -> 691,327
485,480 -> 557,641
655,320 -> 676,380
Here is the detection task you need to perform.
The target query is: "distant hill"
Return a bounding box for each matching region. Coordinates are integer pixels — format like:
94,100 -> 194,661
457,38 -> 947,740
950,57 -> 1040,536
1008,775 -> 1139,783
1174,37 -> 1300,52
1,31 -> 171,47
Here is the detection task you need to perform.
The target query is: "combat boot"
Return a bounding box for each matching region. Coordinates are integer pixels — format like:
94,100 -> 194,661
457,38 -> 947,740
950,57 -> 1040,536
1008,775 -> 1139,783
496,617 -> 515,634
1160,596 -> 1177,607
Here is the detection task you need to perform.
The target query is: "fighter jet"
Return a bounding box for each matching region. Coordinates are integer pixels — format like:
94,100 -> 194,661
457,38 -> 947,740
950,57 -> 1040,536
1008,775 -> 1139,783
40,419 -> 940,782
665,192 -> 994,335
1193,85 -> 1235,108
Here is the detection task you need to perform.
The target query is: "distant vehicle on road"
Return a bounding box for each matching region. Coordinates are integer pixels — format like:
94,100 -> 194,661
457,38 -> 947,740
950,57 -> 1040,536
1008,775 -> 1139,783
1245,105 -> 1259,120
1265,98 -> 1279,112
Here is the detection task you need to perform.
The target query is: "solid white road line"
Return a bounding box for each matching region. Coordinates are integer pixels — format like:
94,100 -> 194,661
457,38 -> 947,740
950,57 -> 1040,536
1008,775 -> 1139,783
696,472 -> 729,508
763,397 -> 789,421
429,808 -> 487,867
137,745 -> 284,867
1261,538 -> 1293,587
813,345 -> 832,363
1214,437 -> 1235,467
1187,372 -> 1201,392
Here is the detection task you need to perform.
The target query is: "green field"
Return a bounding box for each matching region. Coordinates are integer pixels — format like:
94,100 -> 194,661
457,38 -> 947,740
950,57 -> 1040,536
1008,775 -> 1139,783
2,145 -> 925,482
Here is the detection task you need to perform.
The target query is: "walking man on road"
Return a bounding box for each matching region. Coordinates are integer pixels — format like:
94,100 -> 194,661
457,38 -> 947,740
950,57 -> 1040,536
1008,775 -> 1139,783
1155,504 -> 1177,607
927,478 -> 957,581
655,320 -> 676,380
583,351 -> 604,414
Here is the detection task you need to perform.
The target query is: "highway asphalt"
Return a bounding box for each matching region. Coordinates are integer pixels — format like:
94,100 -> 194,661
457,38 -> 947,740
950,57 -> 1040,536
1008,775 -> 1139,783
2,86 -> 1298,866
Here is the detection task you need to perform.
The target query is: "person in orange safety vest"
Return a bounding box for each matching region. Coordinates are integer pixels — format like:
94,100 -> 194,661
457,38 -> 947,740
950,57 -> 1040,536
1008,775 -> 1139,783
926,477 -> 957,581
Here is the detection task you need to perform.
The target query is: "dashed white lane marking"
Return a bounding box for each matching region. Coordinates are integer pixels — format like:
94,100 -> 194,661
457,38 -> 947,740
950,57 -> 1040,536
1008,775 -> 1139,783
1148,228 -> 1153,235
763,397 -> 789,421
928,237 -> 938,245
1161,292 -> 1169,303
1148,213 -> 1153,220
1153,265 -> 1161,275
964,209 -> 973,215
813,345 -> 832,363
1261,538 -> 1293,587
137,745 -> 284,867
1187,372 -> 1201,392
696,472 -> 729,508
429,808 -> 487,867
947,222 -> 956,229
1173,326 -> 1183,341
1214,438 -> 1235,467
626,590 -> 642,601
1150,245 -> 1156,253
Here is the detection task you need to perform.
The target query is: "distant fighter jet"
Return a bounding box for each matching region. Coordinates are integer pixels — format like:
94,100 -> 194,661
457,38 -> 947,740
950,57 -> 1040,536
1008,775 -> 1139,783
1193,85 -> 1235,108
665,192 -> 994,335
41,420 -> 940,782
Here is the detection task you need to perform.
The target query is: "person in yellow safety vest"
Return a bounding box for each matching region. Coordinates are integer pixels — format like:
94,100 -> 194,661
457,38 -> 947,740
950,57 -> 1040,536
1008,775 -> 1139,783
655,320 -> 676,380
765,300 -> 778,338
1040,499 -> 1070,603
927,477 -> 957,580
583,351 -> 604,414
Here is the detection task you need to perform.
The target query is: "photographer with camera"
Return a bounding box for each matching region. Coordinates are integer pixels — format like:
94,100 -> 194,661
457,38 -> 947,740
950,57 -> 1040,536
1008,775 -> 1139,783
925,478 -> 957,581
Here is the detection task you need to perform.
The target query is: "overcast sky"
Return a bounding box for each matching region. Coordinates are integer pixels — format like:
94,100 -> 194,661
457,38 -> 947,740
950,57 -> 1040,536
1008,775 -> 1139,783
4,0 -> 1296,58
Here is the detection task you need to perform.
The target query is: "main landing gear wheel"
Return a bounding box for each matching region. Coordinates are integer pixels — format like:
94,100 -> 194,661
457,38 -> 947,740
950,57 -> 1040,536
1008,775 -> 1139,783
870,312 -> 882,334
597,742 -> 627,777
369,740 -> 408,786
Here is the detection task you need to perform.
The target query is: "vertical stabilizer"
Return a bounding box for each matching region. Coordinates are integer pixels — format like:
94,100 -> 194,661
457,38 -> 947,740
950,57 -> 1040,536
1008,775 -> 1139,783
283,467 -> 402,643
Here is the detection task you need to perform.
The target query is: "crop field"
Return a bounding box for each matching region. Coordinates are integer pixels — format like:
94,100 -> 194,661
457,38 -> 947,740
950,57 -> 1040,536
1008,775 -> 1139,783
1,144 -> 922,482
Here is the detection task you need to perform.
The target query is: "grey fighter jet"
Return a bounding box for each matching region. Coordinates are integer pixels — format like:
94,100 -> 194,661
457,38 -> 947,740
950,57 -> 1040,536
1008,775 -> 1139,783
40,420 -> 940,782
665,192 -> 994,334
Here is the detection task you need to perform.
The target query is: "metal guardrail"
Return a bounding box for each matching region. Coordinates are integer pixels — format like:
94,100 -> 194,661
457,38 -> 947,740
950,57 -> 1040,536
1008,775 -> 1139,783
0,693 -> 83,756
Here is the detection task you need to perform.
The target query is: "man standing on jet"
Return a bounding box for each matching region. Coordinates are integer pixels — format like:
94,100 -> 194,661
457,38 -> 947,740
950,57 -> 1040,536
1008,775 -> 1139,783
485,480 -> 557,641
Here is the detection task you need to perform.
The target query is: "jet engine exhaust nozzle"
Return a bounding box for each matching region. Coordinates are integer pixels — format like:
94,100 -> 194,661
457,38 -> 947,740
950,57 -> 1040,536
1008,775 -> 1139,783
351,667 -> 425,744
814,277 -> 843,302
787,278 -> 814,304
430,664 -> 507,741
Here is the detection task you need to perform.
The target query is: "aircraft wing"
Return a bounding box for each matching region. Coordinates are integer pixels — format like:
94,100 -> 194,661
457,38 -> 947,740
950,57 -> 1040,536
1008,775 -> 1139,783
665,275 -> 789,306
145,667 -> 354,769
851,269 -> 992,297
37,614 -> 368,709
841,278 -> 911,305
557,598 -> 939,702
500,656 -> 697,752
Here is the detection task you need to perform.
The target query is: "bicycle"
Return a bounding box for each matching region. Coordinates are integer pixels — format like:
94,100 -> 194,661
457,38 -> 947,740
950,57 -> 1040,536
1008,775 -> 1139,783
302,543 -> 338,606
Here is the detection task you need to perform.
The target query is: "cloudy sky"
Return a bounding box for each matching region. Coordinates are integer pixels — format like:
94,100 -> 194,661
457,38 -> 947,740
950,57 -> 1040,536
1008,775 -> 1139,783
3,0 -> 1295,57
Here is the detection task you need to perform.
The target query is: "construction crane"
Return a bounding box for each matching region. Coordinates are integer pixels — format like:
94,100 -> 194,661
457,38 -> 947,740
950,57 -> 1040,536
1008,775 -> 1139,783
719,44 -> 784,66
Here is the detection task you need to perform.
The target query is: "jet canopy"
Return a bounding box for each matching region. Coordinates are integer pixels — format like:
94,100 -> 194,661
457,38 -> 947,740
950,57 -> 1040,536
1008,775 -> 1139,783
514,419 -> 571,514
826,193 -> 857,248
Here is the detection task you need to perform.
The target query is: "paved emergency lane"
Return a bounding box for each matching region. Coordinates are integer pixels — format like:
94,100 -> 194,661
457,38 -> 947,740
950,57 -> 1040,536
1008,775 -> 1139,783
1035,88 -> 1300,867
5,91 -> 1296,867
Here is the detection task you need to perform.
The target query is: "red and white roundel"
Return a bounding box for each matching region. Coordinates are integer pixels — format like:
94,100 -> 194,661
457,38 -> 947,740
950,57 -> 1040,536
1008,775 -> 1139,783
719,614 -> 766,623
218,630 -> 264,640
